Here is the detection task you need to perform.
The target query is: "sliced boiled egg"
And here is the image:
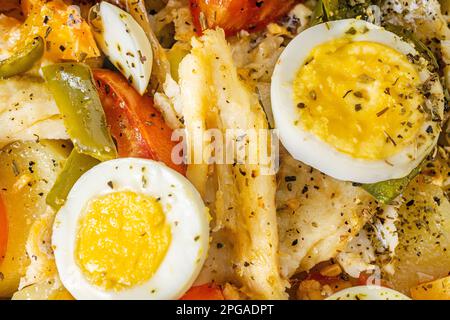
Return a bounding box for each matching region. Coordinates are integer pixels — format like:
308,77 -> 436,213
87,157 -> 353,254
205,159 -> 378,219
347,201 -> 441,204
89,2 -> 152,95
326,285 -> 411,300
52,158 -> 209,300
271,19 -> 445,183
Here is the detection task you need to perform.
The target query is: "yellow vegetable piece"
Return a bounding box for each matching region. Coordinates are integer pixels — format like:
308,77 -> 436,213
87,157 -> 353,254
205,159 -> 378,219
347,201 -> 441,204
75,191 -> 171,291
411,276 -> 450,300
167,42 -> 190,82
19,0 -> 100,61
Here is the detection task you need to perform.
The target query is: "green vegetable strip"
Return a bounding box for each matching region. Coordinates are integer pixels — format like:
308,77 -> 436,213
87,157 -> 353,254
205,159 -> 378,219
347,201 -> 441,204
362,166 -> 421,204
42,63 -> 117,161
309,0 -> 345,26
309,0 -> 327,26
322,0 -> 340,20
0,36 -> 44,78
46,149 -> 100,210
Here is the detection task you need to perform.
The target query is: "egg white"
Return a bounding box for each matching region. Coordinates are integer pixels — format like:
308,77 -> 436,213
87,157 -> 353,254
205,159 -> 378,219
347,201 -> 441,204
90,2 -> 153,95
52,158 -> 209,300
271,19 -> 444,183
326,285 -> 411,300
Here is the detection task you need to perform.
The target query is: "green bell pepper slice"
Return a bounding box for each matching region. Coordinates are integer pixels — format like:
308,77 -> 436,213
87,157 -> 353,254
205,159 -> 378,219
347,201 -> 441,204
46,149 -> 100,210
0,36 -> 44,78
42,63 -> 117,161
362,165 -> 421,204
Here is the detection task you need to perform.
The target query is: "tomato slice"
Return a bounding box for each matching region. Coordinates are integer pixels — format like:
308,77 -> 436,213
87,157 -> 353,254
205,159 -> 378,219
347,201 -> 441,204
180,284 -> 225,300
0,194 -> 8,264
358,272 -> 391,288
190,0 -> 298,36
93,69 -> 186,175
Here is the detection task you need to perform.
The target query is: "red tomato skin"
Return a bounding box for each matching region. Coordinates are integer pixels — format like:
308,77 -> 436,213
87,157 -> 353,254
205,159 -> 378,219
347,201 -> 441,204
93,69 -> 186,175
180,284 -> 225,300
190,0 -> 298,36
358,272 -> 392,288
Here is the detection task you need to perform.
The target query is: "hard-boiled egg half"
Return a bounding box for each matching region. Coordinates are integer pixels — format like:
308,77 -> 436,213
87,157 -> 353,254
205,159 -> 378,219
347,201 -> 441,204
271,19 -> 445,183
326,285 -> 411,300
89,2 -> 152,95
52,158 -> 209,300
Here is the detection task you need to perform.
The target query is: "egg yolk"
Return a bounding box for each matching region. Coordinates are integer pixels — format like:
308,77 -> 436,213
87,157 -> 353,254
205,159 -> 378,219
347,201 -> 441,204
293,39 -> 425,160
75,191 -> 171,291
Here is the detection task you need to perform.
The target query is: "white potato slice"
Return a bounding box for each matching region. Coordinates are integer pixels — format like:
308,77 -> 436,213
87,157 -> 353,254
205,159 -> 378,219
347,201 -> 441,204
12,278 -> 73,300
0,141 -> 69,298
5,117 -> 69,148
0,77 -> 67,148
90,2 -> 152,95
388,175 -> 450,294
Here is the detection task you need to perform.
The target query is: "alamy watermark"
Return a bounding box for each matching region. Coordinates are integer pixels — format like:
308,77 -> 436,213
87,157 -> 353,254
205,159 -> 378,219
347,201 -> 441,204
171,128 -> 280,175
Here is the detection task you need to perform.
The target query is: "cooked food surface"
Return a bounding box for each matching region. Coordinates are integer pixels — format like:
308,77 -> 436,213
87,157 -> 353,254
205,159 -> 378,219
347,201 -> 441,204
12,278 -> 74,300
382,0 -> 450,42
75,191 -> 171,291
42,63 -> 118,162
326,285 -> 411,300
328,158 -> 450,296
89,2 -> 153,94
0,14 -> 23,60
293,39 -> 424,160
410,275 -> 450,300
0,140 -> 69,297
388,175 -> 450,293
0,77 -> 68,148
276,153 -> 381,277
271,19 -> 445,184
52,158 -> 209,300
189,0 -> 297,36
92,69 -> 185,175
20,0 -> 99,61
17,206 -> 68,297
178,29 -> 286,299
0,0 -> 449,301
